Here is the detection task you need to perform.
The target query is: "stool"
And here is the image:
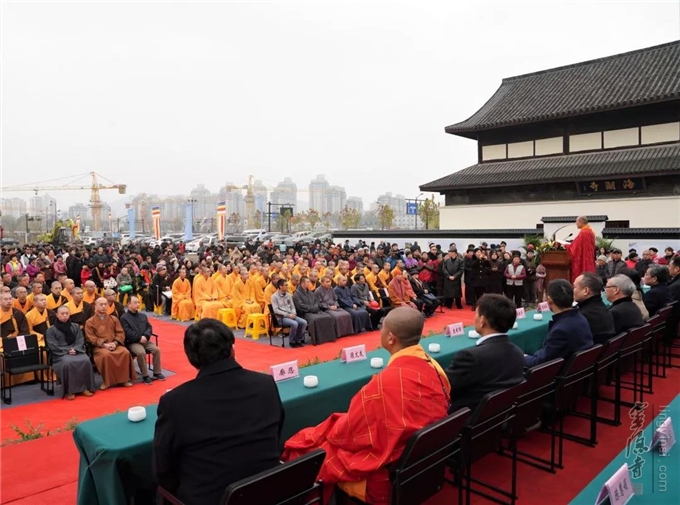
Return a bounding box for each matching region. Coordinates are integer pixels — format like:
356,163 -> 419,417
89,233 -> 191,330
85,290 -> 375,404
244,313 -> 267,340
217,308 -> 237,329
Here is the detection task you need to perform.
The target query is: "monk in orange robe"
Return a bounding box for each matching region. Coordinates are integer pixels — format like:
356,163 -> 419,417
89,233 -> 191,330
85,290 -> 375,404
171,268 -> 195,322
214,265 -> 234,308
387,269 -> 417,309
1,292 -> 35,385
282,307 -> 450,504
193,267 -> 223,320
232,269 -> 262,328
82,281 -> 97,305
26,282 -> 44,306
565,215 -> 597,282
66,288 -> 94,328
46,282 -> 68,311
12,287 -> 33,314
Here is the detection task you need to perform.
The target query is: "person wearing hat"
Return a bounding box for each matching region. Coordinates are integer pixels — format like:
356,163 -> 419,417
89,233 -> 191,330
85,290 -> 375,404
442,248 -> 464,309
151,264 -> 172,316
596,255 -> 608,285
605,248 -> 626,279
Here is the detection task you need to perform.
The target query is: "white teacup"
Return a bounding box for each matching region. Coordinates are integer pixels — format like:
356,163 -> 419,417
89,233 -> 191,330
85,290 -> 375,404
468,330 -> 480,338
370,357 -> 384,369
128,406 -> 146,423
512,322 -> 519,330
533,313 -> 544,321
428,343 -> 441,353
303,375 -> 319,388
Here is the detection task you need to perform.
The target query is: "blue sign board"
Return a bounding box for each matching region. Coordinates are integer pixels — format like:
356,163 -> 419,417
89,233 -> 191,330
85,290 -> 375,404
406,202 -> 417,215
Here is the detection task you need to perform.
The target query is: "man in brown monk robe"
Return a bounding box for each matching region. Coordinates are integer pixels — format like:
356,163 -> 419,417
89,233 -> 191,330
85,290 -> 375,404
85,298 -> 136,390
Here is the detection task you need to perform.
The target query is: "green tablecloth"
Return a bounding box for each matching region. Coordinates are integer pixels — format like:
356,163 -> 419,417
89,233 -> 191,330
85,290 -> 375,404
570,394 -> 680,504
74,312 -> 550,505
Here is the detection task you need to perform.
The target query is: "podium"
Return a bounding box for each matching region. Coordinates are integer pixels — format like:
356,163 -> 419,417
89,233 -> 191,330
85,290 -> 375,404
540,250 -> 571,285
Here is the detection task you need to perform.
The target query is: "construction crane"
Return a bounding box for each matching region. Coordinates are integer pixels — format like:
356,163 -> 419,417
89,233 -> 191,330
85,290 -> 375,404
3,171 -> 127,232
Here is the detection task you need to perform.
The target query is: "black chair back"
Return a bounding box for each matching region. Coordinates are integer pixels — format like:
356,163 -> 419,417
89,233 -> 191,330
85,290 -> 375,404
595,333 -> 627,377
555,344 -> 603,410
221,449 -> 326,505
465,382 -> 525,464
390,408 -> 471,505
620,325 -> 651,354
2,334 -> 41,371
514,359 -> 564,432
268,304 -> 282,329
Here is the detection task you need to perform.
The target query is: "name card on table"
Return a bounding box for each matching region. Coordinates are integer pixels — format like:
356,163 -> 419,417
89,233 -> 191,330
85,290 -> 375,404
16,335 -> 27,351
270,360 -> 299,382
594,463 -> 633,505
446,323 -> 465,337
537,302 -> 550,313
516,308 -> 526,319
650,417 -> 676,456
341,344 -> 367,363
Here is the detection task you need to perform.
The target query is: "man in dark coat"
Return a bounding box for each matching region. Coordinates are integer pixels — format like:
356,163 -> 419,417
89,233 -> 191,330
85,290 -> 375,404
642,264 -> 671,317
442,248 -> 464,309
605,275 -> 645,334
574,272 -> 616,344
446,294 -> 525,412
525,279 -> 594,367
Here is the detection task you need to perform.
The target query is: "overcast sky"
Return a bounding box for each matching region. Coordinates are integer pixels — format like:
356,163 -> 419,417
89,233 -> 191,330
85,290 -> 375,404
2,0 -> 679,211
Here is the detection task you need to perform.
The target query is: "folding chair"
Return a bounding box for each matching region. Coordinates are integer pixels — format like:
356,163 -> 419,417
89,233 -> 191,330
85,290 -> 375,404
128,333 -> 160,373
501,358 -> 564,473
617,325 -> 650,408
449,382 -> 526,505
551,344 -> 603,468
268,304 -> 290,347
586,333 -> 627,427
1,334 -> 54,405
157,449 -> 326,505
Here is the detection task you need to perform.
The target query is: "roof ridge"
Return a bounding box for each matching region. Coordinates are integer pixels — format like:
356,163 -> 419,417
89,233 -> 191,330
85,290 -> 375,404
502,40 -> 680,83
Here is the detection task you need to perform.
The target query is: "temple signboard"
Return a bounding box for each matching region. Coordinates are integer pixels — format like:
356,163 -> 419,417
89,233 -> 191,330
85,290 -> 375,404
576,177 -> 645,195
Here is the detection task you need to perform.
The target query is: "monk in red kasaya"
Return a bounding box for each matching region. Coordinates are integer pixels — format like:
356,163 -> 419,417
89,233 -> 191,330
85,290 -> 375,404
565,215 -> 596,282
282,307 -> 450,504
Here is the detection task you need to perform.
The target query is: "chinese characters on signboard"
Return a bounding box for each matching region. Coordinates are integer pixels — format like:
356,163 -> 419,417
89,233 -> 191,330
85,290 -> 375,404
576,177 -> 645,195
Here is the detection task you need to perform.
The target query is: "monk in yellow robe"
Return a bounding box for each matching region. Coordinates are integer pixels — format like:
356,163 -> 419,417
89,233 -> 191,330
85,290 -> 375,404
26,282 -> 44,306
46,282 -> 69,311
232,269 -> 262,328
250,266 -> 266,310
171,268 -> 195,322
12,287 -> 33,314
85,298 -> 136,390
0,292 -> 35,385
67,288 -> 94,328
82,281 -> 97,305
282,307 -> 450,505
214,265 -> 235,308
193,267 -> 223,320
378,263 -> 393,288
263,273 -> 280,310
288,273 -> 300,295
61,278 -> 75,302
26,294 -> 56,346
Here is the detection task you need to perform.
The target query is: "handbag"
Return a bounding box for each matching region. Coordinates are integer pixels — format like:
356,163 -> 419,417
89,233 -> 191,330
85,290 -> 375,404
119,285 -> 133,293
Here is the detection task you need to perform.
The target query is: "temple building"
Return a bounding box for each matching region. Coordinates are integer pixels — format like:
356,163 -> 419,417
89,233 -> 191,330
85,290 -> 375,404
421,41 -> 680,235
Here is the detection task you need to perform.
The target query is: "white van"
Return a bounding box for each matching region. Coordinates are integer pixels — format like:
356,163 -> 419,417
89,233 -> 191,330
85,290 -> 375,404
242,229 -> 267,241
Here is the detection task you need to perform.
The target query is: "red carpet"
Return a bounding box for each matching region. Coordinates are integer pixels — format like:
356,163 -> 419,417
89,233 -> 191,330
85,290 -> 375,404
2,307 -> 677,505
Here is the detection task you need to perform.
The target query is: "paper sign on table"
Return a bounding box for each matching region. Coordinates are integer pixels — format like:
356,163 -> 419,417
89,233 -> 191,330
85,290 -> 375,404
446,323 -> 465,337
16,335 -> 27,352
270,360 -> 299,382
341,344 -> 367,363
650,417 -> 676,456
516,308 -> 526,319
538,302 -> 550,312
594,463 -> 633,505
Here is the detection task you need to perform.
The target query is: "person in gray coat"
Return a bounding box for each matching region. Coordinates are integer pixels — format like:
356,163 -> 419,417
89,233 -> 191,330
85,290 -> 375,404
442,248 -> 464,309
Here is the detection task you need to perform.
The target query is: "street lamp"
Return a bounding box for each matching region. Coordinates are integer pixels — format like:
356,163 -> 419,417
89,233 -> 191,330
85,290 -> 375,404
188,199 -> 197,233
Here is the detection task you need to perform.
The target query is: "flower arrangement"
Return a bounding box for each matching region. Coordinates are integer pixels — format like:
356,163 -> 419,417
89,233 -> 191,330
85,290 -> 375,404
536,240 -> 567,254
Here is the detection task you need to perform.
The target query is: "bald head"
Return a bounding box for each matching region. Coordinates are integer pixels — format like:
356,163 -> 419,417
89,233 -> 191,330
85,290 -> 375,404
94,297 -> 108,314
381,307 -> 424,350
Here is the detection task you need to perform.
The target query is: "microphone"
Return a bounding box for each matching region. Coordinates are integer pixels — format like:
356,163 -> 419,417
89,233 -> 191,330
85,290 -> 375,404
565,233 -> 573,239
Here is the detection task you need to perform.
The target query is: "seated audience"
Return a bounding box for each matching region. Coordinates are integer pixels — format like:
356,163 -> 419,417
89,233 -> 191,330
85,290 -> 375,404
293,276 -> 336,344
12,286 -> 32,314
45,305 -> 96,400
193,266 -> 223,320
171,267 -> 195,322
271,279 -> 308,347
104,289 -> 125,318
408,270 -> 440,316
605,248 -> 626,279
619,268 -> 649,321
387,269 -> 417,309
232,268 -> 261,328
66,287 -> 94,328
282,307 -> 450,504
525,279 -> 593,367
605,275 -> 645,334
315,276 -> 354,337
46,281 -> 68,311
154,319 -> 284,505
25,294 -> 55,345
573,272 -> 616,344
642,264 -> 671,317
1,291 -> 29,338
334,275 -> 371,333
85,298 -> 136,390
351,273 -> 385,329
446,294 -> 525,412
121,296 -> 165,384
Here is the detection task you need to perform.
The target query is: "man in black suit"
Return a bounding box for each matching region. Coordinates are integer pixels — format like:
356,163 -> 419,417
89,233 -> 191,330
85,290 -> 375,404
446,294 -> 525,412
525,279 -> 594,368
605,274 -> 645,334
642,264 -> 671,317
573,272 -> 616,344
153,319 -> 284,505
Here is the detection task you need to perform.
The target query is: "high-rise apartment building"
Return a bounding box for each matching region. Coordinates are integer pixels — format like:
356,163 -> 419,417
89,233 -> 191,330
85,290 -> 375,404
346,196 -> 364,214
1,198 -> 27,218
376,192 -> 407,216
270,177 -> 297,207
327,186 -> 347,214
308,175 -> 329,213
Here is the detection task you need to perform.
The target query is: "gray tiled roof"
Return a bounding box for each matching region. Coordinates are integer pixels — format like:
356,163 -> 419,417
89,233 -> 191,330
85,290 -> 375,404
420,142 -> 680,191
446,41 -> 680,136
602,228 -> 680,237
541,216 -> 608,223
